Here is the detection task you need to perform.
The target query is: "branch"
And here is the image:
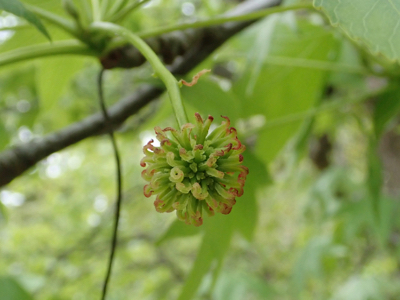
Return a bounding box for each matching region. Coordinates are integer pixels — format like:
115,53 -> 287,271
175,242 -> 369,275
0,0 -> 282,187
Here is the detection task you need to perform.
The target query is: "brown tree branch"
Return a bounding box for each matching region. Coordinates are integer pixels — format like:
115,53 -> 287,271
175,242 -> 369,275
0,0 -> 282,187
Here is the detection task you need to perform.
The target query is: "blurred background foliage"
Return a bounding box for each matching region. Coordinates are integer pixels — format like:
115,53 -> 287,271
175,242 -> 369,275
1,0 -> 400,299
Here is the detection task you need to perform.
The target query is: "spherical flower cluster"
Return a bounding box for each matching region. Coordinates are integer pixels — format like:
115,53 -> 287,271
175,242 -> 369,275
140,113 -> 248,226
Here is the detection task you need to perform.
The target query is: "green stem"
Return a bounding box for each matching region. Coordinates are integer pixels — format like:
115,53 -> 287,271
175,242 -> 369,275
137,3 -> 313,39
0,40 -> 96,68
25,4 -> 80,38
108,0 -> 151,23
90,22 -> 189,127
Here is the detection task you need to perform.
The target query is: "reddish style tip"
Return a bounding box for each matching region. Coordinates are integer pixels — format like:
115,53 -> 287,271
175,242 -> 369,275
195,112 -> 203,123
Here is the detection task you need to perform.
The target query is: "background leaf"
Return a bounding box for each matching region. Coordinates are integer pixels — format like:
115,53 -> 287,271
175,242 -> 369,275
0,0 -> 51,40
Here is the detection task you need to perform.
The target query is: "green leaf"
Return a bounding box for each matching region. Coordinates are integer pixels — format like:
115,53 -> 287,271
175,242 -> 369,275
155,219 -> 201,246
180,78 -> 241,122
314,0 -> 400,62
373,85 -> 400,138
0,276 -> 34,300
229,151 -> 271,241
234,18 -> 339,163
213,272 -> 276,300
0,0 -> 51,41
177,215 -> 234,300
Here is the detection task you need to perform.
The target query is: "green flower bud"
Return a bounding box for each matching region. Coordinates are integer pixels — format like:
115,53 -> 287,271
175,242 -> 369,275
140,113 -> 248,226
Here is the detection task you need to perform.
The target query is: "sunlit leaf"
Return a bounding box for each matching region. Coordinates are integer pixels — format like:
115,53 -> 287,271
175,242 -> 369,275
234,18 -> 339,163
0,0 -> 51,40
314,0 -> 400,62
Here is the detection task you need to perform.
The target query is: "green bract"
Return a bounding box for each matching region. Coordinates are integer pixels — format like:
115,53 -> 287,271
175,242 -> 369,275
141,113 -> 248,226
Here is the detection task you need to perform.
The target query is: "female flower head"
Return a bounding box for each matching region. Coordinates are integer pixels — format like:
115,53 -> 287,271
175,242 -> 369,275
140,113 -> 248,226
